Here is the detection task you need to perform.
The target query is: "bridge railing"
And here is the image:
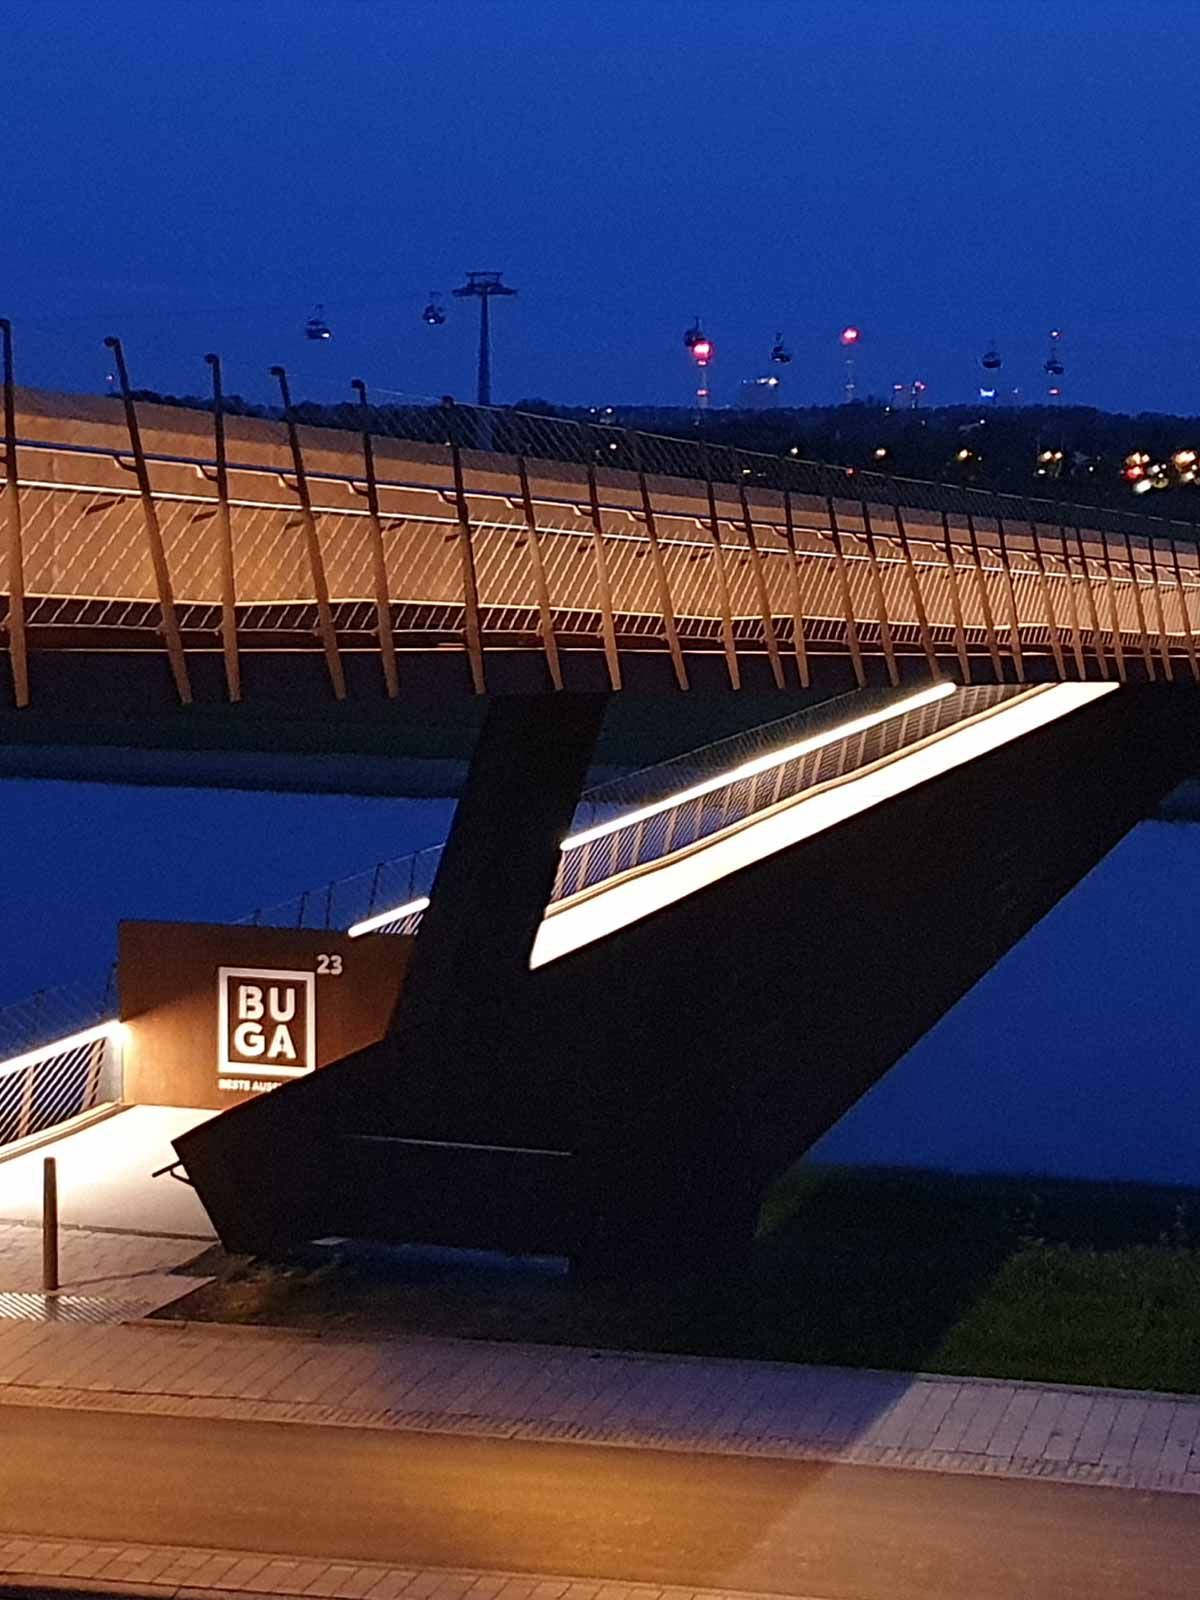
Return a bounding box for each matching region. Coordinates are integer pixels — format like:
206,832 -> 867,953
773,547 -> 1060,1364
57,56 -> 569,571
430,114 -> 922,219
551,680 -> 1025,899
6,324 -> 1200,704
244,680 -> 1029,935
0,974 -> 123,1149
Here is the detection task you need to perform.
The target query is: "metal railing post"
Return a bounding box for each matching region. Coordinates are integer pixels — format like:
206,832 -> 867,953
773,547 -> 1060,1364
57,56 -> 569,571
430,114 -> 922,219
939,511 -> 972,682
626,431 -> 688,690
448,438 -> 486,695
585,460 -> 622,691
1,319 -> 29,708
42,1157 -> 59,1293
781,489 -> 811,687
891,501 -> 940,681
515,456 -> 564,690
1057,523 -> 1088,679
1123,531 -> 1156,681
1170,538 -> 1200,683
204,354 -> 242,703
737,477 -> 785,688
1072,519 -> 1109,679
994,517 -> 1026,683
699,447 -> 741,690
825,497 -> 867,687
1097,526 -> 1127,683
965,512 -> 1006,683
270,365 -> 346,700
1027,520 -> 1065,680
860,502 -> 899,686
1146,538 -> 1174,682
103,337 -> 193,705
351,380 -> 400,698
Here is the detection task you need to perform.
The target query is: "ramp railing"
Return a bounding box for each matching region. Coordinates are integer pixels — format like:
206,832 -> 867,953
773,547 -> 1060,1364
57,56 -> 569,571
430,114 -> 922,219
246,680 -> 1033,936
0,974 -> 123,1149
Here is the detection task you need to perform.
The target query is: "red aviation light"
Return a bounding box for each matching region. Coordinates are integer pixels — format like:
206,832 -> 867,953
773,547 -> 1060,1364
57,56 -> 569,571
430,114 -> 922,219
692,339 -> 713,364
840,325 -> 861,345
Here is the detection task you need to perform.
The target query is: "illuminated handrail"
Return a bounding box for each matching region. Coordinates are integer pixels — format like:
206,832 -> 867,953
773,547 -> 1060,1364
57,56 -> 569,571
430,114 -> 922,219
342,681 -> 1029,937
0,1021 -> 124,1149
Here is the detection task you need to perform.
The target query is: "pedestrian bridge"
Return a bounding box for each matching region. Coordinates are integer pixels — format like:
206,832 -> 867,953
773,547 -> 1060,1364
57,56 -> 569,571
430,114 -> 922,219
5,366 -> 1200,716
170,675 -> 1197,1269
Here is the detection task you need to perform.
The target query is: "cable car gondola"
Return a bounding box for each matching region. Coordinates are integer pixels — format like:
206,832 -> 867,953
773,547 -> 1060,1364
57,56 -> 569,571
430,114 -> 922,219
770,331 -> 792,365
422,292 -> 447,326
305,304 -> 333,341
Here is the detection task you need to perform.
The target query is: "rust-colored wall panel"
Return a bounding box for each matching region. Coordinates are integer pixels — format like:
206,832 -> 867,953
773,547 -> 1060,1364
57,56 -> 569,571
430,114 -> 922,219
118,921 -> 410,1110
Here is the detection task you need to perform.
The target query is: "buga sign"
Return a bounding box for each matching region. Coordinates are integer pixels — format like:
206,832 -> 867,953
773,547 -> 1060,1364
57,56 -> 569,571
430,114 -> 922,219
217,967 -> 316,1089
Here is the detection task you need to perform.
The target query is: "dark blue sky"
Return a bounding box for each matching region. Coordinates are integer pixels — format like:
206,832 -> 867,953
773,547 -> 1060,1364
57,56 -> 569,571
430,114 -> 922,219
7,0 -> 1200,413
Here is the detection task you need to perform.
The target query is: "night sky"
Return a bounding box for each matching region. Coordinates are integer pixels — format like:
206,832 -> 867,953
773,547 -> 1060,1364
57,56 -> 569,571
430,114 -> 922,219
6,0 -> 1200,413
5,1 -> 1200,1186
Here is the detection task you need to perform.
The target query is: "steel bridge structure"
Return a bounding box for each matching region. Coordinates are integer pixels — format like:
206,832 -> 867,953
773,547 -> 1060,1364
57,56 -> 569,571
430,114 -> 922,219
6,340 -> 1200,714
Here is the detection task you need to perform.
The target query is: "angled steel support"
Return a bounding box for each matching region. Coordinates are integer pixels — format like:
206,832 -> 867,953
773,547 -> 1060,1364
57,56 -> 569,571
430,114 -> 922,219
626,432 -> 687,690
104,337 -> 192,705
1123,532 -> 1156,681
994,518 -> 1025,683
781,491 -> 810,687
892,502 -> 939,680
585,464 -> 622,690
515,456 -> 564,691
351,380 -> 400,699
859,503 -> 898,686
1146,537 -> 1174,682
204,354 -> 241,704
1170,538 -> 1200,682
938,512 -> 972,683
0,319 -> 28,708
965,513 -> 1005,682
1096,525 -> 1127,683
449,439 -> 487,695
1071,519 -> 1110,679
699,455 -> 740,690
824,498 -> 866,687
270,366 -> 346,701
1056,526 -> 1088,680
1027,520 -> 1065,680
737,482 -> 785,688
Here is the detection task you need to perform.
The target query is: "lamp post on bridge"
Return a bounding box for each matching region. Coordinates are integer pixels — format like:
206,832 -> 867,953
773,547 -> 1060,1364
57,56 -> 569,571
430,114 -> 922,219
451,271 -> 517,408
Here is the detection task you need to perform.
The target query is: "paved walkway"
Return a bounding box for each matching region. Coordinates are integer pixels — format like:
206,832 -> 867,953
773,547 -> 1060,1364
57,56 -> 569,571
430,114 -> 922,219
0,1105 -> 216,1324
0,1535 -> 791,1600
1,1106 -> 1199,1513
0,1315 -> 1198,1498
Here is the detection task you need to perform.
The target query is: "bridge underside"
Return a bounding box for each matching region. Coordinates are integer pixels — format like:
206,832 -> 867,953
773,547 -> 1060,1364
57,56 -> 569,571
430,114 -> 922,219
174,684 -> 1200,1273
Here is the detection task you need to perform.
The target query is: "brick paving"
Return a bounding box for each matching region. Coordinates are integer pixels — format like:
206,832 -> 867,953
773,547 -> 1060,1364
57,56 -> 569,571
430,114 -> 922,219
0,1534 -> 806,1600
0,1315 -> 1198,1498
1,1126 -> 1199,1518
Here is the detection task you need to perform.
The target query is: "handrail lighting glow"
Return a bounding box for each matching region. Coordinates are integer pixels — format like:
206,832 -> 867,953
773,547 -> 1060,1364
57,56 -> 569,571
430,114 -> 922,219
347,896 -> 431,940
561,681 -> 958,852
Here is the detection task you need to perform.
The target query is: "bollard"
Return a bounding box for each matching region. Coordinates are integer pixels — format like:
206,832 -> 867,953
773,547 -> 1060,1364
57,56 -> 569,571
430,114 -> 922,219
42,1156 -> 59,1293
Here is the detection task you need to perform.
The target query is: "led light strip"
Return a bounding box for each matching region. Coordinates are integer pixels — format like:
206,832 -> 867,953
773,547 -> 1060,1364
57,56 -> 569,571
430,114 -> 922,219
562,680 -> 958,852
532,682 -> 1119,969
0,1020 -> 125,1081
347,895 -> 430,940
